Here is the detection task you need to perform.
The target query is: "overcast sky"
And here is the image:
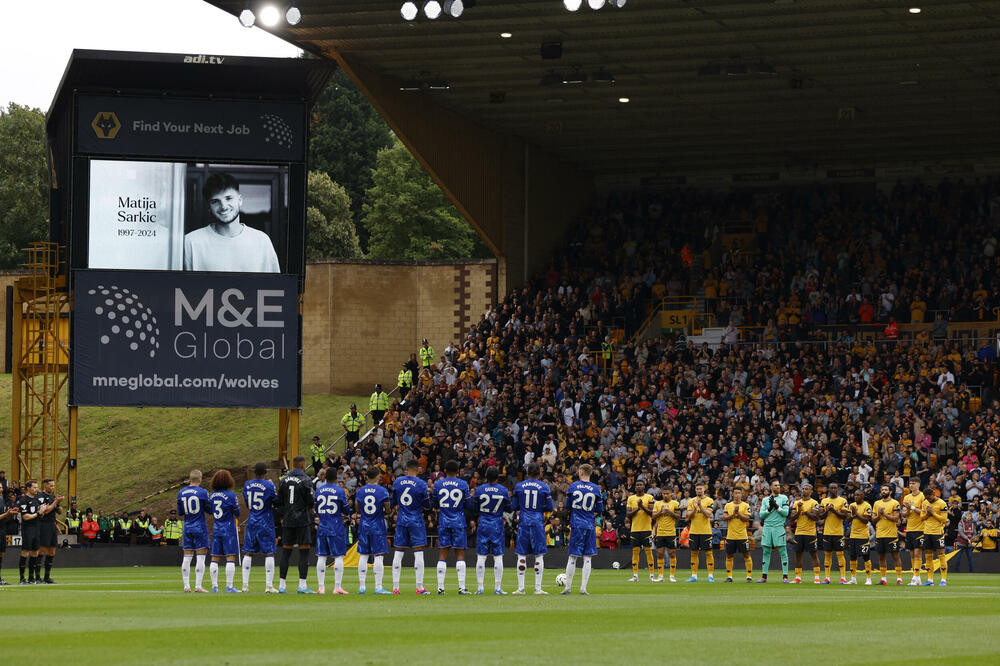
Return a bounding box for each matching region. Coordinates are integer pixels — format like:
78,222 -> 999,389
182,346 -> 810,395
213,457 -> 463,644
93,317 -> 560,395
0,0 -> 302,112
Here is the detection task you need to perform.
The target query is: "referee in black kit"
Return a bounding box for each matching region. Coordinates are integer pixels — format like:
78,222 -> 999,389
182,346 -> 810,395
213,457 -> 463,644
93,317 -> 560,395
0,489 -> 21,585
37,479 -> 65,583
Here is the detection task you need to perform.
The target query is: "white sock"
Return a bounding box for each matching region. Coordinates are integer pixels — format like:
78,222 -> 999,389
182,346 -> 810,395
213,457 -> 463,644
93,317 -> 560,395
374,556 -> 385,589
565,555 -> 577,590
194,555 -> 206,588
581,556 -> 592,591
392,550 -> 404,589
494,555 -> 504,590
241,555 -> 252,589
476,555 -> 487,590
299,577 -> 308,590
437,560 -> 447,590
456,560 -> 467,590
264,556 -> 275,589
279,577 -> 286,592
517,556 -> 527,590
317,556 -> 327,590
209,561 -> 219,588
414,551 -> 425,589
225,562 -> 235,589
334,557 -> 344,589
534,555 -> 545,591
358,554 -> 369,588
181,555 -> 192,589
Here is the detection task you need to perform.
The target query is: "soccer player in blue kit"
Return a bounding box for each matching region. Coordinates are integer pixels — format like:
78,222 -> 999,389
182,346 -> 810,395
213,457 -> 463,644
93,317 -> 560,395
473,466 -> 510,594
433,460 -> 472,594
513,462 -> 553,595
391,459 -> 431,595
241,462 -> 278,593
315,479 -> 351,594
561,463 -> 604,595
208,469 -> 241,593
177,469 -> 212,593
356,467 -> 391,594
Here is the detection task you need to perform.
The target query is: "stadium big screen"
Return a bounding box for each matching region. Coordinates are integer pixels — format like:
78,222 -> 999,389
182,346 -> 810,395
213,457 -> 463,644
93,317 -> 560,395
59,53 -> 310,409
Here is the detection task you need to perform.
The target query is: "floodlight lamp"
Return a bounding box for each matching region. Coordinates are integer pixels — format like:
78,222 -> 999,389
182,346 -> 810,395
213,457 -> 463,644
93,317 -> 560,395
444,0 -> 464,17
610,0 -> 626,7
424,0 -> 442,19
239,8 -> 256,27
563,0 -> 583,11
587,0 -> 606,9
401,1 -> 419,20
286,4 -> 302,25
259,4 -> 281,27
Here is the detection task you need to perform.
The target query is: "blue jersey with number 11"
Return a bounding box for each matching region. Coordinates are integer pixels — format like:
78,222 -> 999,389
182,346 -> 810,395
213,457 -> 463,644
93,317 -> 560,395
513,479 -> 552,527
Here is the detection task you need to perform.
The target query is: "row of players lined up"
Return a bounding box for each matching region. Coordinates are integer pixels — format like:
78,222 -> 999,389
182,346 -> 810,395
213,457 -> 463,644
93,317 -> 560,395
175,458 -> 595,595
625,477 -> 948,586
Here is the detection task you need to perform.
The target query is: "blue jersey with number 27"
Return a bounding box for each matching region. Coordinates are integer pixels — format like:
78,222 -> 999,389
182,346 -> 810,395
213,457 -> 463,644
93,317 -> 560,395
513,479 -> 552,527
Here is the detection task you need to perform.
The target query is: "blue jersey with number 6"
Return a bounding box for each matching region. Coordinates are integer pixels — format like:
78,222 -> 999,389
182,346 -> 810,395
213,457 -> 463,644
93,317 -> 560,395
315,484 -> 350,537
392,476 -> 429,527
177,485 -> 211,535
357,484 -> 389,534
513,479 -> 552,527
567,481 -> 604,530
208,490 -> 240,535
242,479 -> 276,528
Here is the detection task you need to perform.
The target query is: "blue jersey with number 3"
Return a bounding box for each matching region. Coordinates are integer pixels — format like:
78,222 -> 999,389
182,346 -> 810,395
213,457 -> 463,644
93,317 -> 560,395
513,479 -> 552,527
392,476 -> 429,527
208,490 -> 240,535
242,479 -> 276,528
315,484 -> 350,537
434,478 -> 470,529
567,481 -> 604,530
357,484 -> 390,533
177,486 -> 211,534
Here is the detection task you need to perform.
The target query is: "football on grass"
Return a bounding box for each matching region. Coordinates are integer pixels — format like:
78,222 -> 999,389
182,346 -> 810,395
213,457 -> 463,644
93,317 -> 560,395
555,573 -> 567,587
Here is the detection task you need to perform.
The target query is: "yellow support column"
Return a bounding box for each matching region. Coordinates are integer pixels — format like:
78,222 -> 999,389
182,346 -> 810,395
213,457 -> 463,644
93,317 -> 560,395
10,285 -> 22,483
277,408 -> 288,464
289,409 -> 300,461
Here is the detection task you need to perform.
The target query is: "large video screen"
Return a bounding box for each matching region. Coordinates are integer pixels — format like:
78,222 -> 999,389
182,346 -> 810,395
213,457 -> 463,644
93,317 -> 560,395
87,160 -> 289,273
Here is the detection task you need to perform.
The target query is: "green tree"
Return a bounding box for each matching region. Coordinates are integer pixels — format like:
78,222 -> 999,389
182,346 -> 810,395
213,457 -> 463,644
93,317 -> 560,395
0,103 -> 48,268
362,138 -> 489,261
306,171 -> 362,259
308,69 -> 393,244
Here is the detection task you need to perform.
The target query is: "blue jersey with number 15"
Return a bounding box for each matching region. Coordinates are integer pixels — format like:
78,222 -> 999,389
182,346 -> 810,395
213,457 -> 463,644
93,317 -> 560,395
177,485 -> 211,534
513,479 -> 552,527
242,479 -> 276,528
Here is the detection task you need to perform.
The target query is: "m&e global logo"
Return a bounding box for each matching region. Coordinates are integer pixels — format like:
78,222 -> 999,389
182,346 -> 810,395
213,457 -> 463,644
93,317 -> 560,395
91,111 -> 121,139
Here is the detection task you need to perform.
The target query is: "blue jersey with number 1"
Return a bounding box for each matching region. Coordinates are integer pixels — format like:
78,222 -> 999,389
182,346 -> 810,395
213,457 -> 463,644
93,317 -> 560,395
177,485 -> 211,534
242,479 -> 276,528
513,479 -> 552,527
209,490 -> 240,535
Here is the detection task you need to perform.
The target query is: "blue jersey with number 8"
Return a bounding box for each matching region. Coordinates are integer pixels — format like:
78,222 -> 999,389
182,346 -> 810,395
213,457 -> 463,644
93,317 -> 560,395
357,484 -> 389,534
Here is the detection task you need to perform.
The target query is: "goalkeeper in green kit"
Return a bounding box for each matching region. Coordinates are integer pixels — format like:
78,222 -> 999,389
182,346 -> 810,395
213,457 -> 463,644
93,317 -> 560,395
757,479 -> 790,583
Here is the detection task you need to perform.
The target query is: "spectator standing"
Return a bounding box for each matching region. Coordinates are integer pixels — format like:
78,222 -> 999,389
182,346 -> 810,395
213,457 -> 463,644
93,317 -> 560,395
954,511 -> 976,572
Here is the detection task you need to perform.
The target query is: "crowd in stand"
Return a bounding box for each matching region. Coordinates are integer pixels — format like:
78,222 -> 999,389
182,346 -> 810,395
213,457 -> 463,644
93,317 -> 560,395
317,180 -> 1000,554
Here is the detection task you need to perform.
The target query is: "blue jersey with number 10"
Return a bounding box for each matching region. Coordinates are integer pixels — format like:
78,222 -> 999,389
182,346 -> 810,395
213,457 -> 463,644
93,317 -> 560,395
513,479 -> 552,527
567,480 -> 604,530
208,490 -> 240,535
434,477 -> 470,528
392,476 -> 429,527
177,485 -> 211,534
242,479 -> 276,528
315,484 -> 350,537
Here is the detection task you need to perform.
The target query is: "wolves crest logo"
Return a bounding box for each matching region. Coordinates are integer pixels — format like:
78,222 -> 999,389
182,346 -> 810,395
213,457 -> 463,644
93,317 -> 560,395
91,112 -> 121,139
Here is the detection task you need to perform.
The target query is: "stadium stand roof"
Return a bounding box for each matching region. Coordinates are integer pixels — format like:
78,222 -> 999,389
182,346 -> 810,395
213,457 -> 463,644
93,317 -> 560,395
207,0 -> 1000,175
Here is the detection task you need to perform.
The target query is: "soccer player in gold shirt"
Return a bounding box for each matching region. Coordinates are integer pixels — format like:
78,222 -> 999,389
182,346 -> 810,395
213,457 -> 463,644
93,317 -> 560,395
920,486 -> 948,586
900,478 -> 926,585
871,484 -> 903,585
721,487 -> 753,582
685,482 -> 715,582
818,482 -> 849,584
625,480 -> 655,582
652,487 -> 681,582
847,489 -> 873,585
789,483 -> 821,584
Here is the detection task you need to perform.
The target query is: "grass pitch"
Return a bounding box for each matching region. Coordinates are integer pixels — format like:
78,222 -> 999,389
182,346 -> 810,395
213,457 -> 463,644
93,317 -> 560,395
3,567 -> 999,664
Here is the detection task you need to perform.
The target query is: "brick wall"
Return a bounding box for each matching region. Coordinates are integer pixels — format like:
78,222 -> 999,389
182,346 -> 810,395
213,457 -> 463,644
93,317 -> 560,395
302,259 -> 497,395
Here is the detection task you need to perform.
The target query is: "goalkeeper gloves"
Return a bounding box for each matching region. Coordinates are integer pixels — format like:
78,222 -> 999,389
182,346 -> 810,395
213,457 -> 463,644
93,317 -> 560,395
768,498 -> 776,511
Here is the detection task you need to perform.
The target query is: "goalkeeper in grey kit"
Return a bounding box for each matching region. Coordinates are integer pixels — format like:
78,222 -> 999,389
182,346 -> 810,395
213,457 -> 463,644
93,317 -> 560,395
758,479 -> 790,583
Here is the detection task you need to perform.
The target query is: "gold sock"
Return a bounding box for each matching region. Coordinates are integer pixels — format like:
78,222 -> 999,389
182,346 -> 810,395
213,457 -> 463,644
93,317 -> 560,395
895,565 -> 902,580
669,561 -> 676,576
631,547 -> 640,575
851,563 -> 857,578
925,553 -> 935,578
691,552 -> 700,577
824,552 -> 833,578
644,547 -> 655,575
940,560 -> 947,582
744,555 -> 753,578
794,567 -> 802,577
837,553 -> 847,576
726,556 -> 734,577
706,551 -> 714,574
658,563 -> 664,578
865,561 -> 872,576
813,566 -> 820,579
880,566 -> 887,579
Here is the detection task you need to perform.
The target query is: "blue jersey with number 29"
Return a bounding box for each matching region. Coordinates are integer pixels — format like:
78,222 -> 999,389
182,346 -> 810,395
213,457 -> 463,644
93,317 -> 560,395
434,478 -> 470,528
513,479 -> 552,527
